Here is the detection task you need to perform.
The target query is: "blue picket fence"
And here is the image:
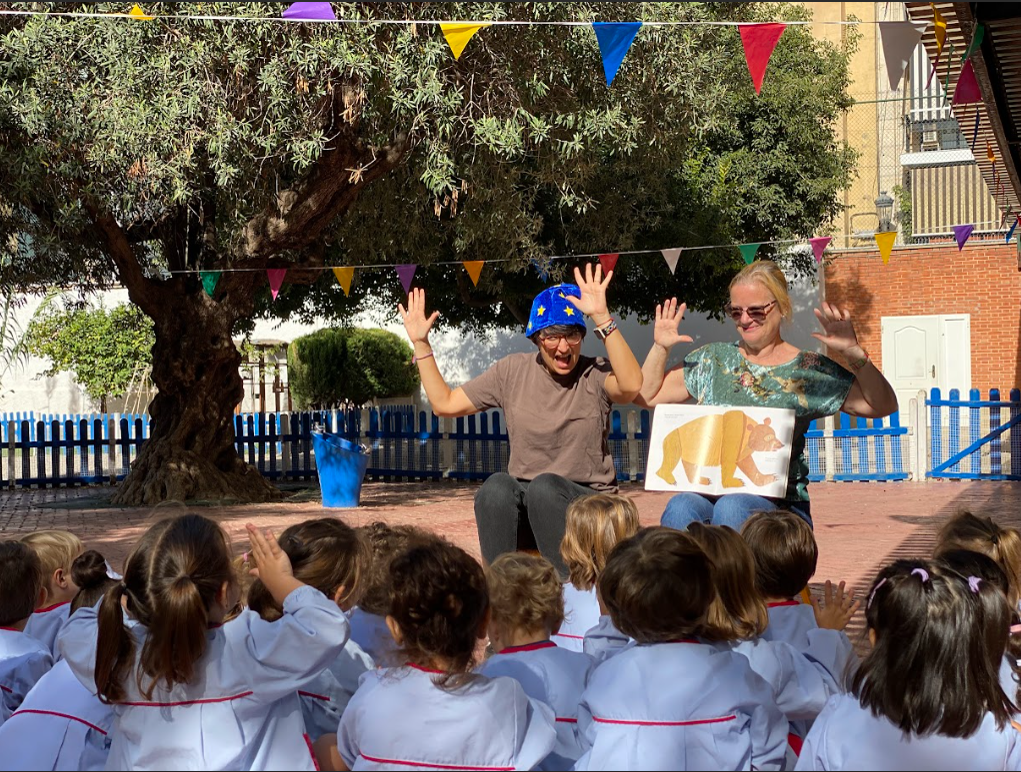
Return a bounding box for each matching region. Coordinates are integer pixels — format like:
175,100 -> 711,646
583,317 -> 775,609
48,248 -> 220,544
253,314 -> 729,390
928,388 -> 1021,480
805,412 -> 910,482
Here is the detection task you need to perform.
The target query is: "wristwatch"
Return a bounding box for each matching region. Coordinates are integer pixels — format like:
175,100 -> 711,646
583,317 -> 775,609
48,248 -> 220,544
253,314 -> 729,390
593,318 -> 618,341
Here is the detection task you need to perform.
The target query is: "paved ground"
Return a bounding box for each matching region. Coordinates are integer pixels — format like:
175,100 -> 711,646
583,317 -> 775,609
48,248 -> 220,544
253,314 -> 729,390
1,479 -> 1017,645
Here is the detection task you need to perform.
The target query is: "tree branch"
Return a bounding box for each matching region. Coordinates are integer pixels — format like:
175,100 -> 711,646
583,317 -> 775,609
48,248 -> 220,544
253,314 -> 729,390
83,200 -> 164,316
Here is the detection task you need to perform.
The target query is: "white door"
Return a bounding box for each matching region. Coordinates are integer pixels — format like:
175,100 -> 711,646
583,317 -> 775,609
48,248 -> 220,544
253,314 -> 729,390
881,314 -> 971,416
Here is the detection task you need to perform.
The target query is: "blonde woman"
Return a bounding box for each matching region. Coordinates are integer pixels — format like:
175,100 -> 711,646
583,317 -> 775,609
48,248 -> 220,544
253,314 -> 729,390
638,260 -> 897,532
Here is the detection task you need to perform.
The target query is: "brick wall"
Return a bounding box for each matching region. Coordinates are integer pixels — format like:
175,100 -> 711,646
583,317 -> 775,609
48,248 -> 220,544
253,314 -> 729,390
822,238 -> 1021,394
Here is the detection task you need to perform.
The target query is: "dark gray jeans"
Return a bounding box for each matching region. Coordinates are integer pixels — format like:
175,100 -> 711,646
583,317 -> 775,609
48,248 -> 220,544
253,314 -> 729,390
474,472 -> 596,577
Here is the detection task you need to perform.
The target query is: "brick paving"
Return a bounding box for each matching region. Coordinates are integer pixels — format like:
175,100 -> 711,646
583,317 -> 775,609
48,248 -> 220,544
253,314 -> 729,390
1,479 -> 1018,645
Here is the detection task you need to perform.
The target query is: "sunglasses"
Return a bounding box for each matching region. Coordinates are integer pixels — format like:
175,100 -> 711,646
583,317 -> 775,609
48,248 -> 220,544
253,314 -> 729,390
539,330 -> 583,347
724,300 -> 777,322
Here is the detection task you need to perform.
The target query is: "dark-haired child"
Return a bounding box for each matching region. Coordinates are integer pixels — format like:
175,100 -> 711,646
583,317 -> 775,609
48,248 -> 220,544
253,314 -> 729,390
795,560 -> 1021,770
575,527 -> 787,771
480,552 -> 595,769
0,540 -> 53,728
315,538 -> 557,771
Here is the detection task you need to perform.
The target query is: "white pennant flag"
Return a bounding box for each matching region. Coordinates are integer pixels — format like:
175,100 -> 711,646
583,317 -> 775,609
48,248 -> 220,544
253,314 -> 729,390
878,20 -> 927,92
661,248 -> 682,274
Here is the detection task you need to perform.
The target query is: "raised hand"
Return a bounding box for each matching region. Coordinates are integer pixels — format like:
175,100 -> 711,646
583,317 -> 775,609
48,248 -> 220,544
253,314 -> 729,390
653,298 -> 694,350
810,579 -> 861,631
811,302 -> 861,355
565,263 -> 612,323
398,288 -> 440,345
245,523 -> 301,605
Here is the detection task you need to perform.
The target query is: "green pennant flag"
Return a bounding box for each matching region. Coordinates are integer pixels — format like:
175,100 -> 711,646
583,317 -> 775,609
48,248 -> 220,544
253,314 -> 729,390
739,243 -> 761,265
962,23 -> 984,62
200,270 -> 220,297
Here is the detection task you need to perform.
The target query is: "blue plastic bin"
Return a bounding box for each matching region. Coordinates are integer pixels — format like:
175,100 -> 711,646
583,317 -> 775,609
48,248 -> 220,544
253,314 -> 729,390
311,432 -> 369,508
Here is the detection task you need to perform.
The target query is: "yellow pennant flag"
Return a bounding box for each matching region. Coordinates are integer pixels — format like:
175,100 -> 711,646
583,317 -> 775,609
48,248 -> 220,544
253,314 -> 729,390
930,3 -> 946,56
332,266 -> 354,296
440,23 -> 491,60
988,142 -> 997,165
463,261 -> 485,287
875,231 -> 897,265
128,4 -> 153,20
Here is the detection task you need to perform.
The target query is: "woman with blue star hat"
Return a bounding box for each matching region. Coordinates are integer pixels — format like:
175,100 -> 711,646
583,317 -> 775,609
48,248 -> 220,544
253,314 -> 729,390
399,263 -> 643,576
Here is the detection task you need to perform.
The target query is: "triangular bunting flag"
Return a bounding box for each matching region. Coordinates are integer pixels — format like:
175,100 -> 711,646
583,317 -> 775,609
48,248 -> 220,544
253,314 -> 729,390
661,248 -> 682,275
282,2 -> 336,21
1006,217 -> 1019,244
332,266 -> 354,296
931,3 -> 947,56
267,269 -> 287,301
953,224 -> 974,251
739,23 -> 786,95
440,22 -> 491,60
952,59 -> 982,106
395,264 -> 417,295
874,231 -> 897,264
878,21 -> 927,91
809,236 -> 832,264
531,258 -> 550,282
988,142 -> 997,165
463,260 -> 485,287
200,270 -> 220,297
598,253 -> 619,275
738,243 -> 761,265
972,111 -> 980,151
591,22 -> 643,86
127,4 -> 153,20
963,22 -> 985,61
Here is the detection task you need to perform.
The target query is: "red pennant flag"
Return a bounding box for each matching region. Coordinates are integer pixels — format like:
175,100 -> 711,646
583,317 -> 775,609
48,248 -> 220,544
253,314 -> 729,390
598,253 -> 619,276
809,236 -> 832,264
952,59 -> 982,106
739,23 -> 786,95
267,269 -> 287,301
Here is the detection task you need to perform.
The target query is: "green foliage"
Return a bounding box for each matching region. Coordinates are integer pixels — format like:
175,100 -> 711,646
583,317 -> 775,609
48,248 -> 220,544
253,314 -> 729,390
893,183 -> 912,242
23,302 -> 154,404
287,327 -> 419,409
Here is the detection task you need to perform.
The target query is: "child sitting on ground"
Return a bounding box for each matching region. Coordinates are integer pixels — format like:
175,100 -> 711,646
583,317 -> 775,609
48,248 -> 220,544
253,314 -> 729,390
480,552 -> 595,770
0,541 -> 53,727
575,527 -> 788,771
244,518 -> 373,741
315,537 -> 557,771
20,530 -> 84,655
557,493 -> 640,651
795,559 -> 1021,770
0,549 -> 118,770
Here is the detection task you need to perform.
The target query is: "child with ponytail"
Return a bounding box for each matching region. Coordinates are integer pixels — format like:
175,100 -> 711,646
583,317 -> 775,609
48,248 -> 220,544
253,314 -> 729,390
57,514 -> 352,771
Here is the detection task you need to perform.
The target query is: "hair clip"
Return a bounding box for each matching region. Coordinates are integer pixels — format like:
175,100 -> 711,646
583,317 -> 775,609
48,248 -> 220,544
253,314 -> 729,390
968,576 -> 982,593
867,577 -> 888,609
911,567 -> 930,582
243,552 -> 250,563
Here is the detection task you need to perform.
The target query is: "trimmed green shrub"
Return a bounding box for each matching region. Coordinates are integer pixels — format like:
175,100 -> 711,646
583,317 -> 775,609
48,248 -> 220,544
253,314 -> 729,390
287,328 -> 419,409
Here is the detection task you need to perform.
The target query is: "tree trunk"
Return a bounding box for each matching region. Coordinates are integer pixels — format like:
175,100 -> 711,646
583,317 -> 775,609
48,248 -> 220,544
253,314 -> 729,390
111,291 -> 280,506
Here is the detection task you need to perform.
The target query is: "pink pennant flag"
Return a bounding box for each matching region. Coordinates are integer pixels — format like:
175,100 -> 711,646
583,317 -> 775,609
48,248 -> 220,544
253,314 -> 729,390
952,59 -> 982,106
661,248 -> 682,274
282,2 -> 336,21
739,23 -> 786,95
952,224 -> 974,251
267,269 -> 287,301
809,236 -> 832,264
598,253 -> 619,276
396,264 -> 417,295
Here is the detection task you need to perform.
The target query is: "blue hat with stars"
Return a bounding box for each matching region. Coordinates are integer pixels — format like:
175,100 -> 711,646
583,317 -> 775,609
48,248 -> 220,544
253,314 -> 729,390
526,283 -> 583,337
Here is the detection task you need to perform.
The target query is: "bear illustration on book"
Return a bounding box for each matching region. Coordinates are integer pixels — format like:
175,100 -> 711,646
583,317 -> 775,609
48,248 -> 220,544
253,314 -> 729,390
655,409 -> 785,488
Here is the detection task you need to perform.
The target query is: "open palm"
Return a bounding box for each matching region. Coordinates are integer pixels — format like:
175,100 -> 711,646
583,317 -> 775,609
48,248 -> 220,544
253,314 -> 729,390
654,297 -> 694,349
398,288 -> 440,345
811,301 -> 859,354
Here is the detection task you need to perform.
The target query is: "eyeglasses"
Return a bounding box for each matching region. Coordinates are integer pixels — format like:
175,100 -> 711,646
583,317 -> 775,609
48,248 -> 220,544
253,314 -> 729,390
539,330 -> 583,347
724,300 -> 777,322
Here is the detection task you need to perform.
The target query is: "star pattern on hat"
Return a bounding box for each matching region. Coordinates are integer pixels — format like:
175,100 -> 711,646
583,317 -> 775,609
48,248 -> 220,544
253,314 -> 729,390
537,306 -> 545,316
564,307 -> 575,316
558,291 -> 566,298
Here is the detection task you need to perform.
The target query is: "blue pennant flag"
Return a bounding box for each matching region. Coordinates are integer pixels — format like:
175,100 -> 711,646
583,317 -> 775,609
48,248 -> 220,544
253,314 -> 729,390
592,22 -> 643,86
1007,217 -> 1019,244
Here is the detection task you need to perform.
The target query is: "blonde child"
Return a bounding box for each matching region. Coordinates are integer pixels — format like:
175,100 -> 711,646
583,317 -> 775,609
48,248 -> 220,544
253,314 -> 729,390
796,560 -> 1021,769
575,527 -> 787,770
243,518 -> 373,741
57,514 -> 351,771
315,537 -> 557,771
557,493 -> 640,650
0,549 -> 117,770
480,552 -> 595,769
0,541 -> 52,727
20,530 -> 84,655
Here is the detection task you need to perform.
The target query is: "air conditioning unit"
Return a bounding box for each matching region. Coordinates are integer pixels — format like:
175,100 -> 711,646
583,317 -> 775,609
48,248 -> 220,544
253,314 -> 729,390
922,128 -> 939,149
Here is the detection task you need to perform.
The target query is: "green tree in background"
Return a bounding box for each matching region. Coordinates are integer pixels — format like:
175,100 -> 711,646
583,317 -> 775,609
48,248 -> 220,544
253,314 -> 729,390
0,2 -> 856,504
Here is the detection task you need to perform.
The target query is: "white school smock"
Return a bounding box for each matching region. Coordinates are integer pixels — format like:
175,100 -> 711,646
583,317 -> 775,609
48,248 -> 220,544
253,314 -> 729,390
574,640 -> 789,771
24,602 -> 71,659
794,692 -> 1021,770
762,603 -> 858,685
58,585 -> 350,771
347,608 -> 399,666
554,583 -> 600,652
581,615 -> 633,664
999,655 -> 1020,710
0,627 -> 53,726
762,601 -> 818,649
299,638 -> 375,741
479,640 -> 595,769
337,664 -> 558,771
0,658 -> 114,770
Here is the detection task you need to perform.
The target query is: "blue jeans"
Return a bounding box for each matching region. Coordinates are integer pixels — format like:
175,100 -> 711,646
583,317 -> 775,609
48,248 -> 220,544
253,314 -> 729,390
661,493 -> 812,532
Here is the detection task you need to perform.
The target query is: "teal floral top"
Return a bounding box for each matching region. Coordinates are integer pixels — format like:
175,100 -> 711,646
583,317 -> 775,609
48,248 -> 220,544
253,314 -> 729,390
682,342 -> 854,503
